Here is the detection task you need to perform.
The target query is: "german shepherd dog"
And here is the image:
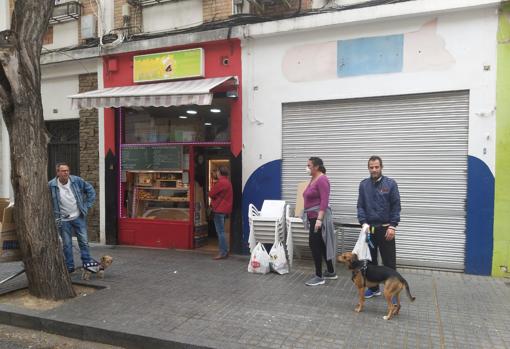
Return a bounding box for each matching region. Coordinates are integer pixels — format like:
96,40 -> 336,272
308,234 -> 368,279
338,252 -> 416,320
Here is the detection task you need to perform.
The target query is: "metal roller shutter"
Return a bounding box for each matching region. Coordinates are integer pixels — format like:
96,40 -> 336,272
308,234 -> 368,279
282,91 -> 469,271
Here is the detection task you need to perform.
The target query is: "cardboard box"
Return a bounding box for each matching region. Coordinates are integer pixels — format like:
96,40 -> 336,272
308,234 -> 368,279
0,204 -> 22,262
294,181 -> 308,217
0,198 -> 9,215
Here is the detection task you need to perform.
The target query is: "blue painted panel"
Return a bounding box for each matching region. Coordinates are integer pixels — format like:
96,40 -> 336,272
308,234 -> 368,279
465,156 -> 494,275
337,34 -> 404,77
241,160 -> 282,254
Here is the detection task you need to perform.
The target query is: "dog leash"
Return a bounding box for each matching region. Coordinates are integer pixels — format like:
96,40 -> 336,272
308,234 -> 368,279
365,226 -> 375,249
361,260 -> 368,288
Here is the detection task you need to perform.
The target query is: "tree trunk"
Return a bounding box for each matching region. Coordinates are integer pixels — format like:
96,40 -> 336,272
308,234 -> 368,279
0,1 -> 75,299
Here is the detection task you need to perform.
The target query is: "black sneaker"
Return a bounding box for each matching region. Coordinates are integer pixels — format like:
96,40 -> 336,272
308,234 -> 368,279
323,271 -> 338,280
305,275 -> 325,286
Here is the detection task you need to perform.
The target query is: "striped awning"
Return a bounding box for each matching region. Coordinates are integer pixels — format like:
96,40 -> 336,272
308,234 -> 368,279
69,76 -> 237,109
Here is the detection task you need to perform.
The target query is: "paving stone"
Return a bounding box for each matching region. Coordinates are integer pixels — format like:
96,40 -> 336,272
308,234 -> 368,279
1,246 -> 510,348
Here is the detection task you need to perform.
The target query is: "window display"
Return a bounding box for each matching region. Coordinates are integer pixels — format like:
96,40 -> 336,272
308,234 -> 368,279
121,144 -> 190,221
126,171 -> 190,221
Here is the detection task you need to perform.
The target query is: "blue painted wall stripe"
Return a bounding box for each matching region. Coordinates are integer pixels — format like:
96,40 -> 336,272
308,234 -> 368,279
465,155 -> 495,275
241,160 -> 282,254
337,34 -> 404,77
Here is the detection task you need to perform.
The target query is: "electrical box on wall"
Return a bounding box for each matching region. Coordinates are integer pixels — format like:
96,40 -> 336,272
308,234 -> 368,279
81,14 -> 97,39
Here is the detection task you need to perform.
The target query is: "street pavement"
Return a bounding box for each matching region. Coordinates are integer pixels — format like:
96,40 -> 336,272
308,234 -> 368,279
0,245 -> 509,349
0,323 -> 122,349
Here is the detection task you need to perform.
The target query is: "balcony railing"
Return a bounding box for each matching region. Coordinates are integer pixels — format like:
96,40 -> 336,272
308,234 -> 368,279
49,1 -> 81,25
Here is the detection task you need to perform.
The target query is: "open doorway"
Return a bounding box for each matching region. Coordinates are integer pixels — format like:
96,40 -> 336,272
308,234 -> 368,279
193,147 -> 232,253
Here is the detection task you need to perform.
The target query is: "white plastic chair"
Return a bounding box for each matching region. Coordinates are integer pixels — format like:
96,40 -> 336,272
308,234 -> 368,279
248,200 -> 286,252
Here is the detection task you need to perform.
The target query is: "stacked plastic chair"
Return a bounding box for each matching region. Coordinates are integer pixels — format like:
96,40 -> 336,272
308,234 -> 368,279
248,200 -> 286,253
285,204 -> 311,267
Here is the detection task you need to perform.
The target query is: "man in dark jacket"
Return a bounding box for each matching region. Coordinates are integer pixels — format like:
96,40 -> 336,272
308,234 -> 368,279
48,163 -> 96,273
357,155 -> 401,299
208,166 -> 233,260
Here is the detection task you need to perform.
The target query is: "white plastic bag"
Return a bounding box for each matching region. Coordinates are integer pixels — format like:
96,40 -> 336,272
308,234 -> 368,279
352,227 -> 372,261
248,242 -> 271,274
269,241 -> 289,274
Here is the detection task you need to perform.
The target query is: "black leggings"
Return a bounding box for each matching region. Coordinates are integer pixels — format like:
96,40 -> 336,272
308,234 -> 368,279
308,218 -> 334,277
368,225 -> 397,291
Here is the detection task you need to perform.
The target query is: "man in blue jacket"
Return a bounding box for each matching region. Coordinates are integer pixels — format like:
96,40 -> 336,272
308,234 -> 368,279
357,155 -> 401,299
48,163 -> 97,273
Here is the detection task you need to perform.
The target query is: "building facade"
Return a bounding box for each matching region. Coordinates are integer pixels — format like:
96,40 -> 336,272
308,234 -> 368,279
0,0 -> 508,275
240,0 -> 503,275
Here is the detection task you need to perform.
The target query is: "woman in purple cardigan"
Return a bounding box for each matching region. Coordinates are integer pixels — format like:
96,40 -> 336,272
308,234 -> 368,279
302,157 -> 336,286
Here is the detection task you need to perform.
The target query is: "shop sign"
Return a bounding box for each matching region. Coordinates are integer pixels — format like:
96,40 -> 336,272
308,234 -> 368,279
133,48 -> 204,83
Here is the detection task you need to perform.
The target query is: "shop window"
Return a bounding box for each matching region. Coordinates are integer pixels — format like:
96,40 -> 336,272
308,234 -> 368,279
121,145 -> 191,221
122,102 -> 231,144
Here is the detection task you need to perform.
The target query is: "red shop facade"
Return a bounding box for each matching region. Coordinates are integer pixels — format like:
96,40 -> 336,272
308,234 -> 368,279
71,39 -> 243,253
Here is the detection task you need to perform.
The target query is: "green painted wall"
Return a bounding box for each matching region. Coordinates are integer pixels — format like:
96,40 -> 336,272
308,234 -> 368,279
493,2 -> 510,277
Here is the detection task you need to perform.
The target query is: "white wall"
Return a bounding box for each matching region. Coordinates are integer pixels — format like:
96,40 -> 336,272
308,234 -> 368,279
0,0 -> 10,198
102,0 -> 114,34
0,0 -> 9,30
0,117 -> 10,199
311,0 -> 374,10
41,77 -> 80,121
242,7 -> 499,185
142,0 -> 203,33
97,60 -> 106,244
41,59 -> 98,121
44,21 -> 79,50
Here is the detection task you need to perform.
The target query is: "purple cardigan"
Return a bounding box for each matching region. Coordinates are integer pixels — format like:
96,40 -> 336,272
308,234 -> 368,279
303,175 -> 330,219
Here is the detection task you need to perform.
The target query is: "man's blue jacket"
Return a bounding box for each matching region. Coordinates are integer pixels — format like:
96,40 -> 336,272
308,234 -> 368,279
48,175 -> 96,220
357,175 -> 401,227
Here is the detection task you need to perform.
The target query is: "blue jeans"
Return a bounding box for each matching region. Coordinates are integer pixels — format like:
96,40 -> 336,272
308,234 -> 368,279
59,215 -> 92,270
213,213 -> 228,256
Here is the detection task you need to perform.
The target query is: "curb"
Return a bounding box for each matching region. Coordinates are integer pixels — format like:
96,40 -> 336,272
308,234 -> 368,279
0,308 -> 211,349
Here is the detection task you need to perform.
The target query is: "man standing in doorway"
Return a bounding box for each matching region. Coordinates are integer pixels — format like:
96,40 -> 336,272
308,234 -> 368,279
209,166 -> 233,260
49,163 -> 97,273
357,155 -> 401,299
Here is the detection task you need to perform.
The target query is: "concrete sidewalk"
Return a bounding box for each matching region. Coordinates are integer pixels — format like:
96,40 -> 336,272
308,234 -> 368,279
0,245 -> 509,349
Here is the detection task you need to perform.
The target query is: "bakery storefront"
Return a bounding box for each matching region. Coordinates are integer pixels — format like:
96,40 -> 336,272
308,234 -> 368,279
70,41 -> 243,253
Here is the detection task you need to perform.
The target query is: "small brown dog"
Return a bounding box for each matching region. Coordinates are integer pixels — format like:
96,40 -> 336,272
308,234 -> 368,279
338,252 -> 415,320
82,255 -> 113,280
